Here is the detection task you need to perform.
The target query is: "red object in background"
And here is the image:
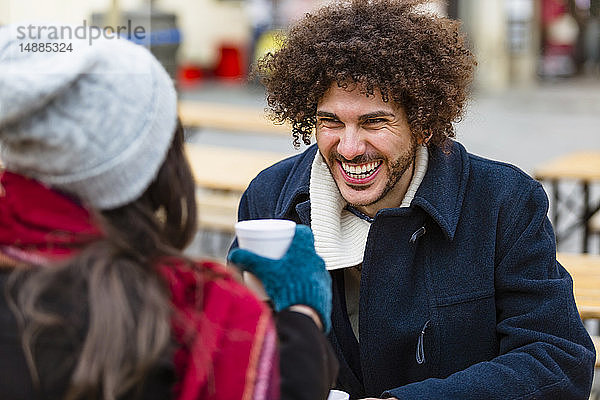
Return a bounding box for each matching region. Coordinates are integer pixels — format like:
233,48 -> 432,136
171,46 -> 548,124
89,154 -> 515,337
177,64 -> 204,87
542,0 -> 567,25
214,44 -> 245,79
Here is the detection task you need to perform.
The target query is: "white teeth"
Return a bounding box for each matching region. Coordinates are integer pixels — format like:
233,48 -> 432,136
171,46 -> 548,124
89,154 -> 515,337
341,161 -> 381,179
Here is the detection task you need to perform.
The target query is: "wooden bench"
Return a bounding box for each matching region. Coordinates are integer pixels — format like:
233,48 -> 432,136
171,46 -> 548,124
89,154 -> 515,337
178,100 -> 291,136
196,190 -> 241,233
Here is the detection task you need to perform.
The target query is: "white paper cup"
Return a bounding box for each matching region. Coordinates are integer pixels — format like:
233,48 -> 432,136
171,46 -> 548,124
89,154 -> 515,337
327,390 -> 350,400
235,219 -> 297,259
234,219 -> 296,299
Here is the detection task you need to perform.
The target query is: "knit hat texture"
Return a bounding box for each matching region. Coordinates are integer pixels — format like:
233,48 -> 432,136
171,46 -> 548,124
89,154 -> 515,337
0,24 -> 178,209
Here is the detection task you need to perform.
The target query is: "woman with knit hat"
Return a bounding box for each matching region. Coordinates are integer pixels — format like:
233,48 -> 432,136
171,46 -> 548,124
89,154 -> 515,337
0,25 -> 336,399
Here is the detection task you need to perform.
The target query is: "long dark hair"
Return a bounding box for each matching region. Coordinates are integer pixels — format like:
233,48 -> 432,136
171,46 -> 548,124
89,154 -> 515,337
7,121 -> 197,400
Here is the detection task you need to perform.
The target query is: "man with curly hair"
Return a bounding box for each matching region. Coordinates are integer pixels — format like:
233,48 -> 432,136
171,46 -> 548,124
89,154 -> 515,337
233,0 -> 595,398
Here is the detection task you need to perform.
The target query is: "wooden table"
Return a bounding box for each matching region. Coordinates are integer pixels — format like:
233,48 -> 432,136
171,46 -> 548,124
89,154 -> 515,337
178,100 -> 291,136
557,252 -> 600,320
185,143 -> 292,192
534,151 -> 600,253
184,143 -> 293,232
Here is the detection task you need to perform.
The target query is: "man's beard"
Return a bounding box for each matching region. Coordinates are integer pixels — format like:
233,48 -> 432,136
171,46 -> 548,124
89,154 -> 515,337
327,137 -> 418,208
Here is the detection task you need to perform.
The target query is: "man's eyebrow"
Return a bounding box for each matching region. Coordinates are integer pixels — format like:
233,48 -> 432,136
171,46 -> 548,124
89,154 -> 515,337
316,111 -> 339,119
359,111 -> 395,121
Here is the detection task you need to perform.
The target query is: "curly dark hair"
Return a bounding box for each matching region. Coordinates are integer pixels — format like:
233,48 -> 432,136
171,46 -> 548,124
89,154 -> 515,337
257,0 -> 476,149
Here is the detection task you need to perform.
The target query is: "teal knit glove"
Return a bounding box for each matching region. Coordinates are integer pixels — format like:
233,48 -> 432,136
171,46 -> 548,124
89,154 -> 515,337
228,225 -> 332,333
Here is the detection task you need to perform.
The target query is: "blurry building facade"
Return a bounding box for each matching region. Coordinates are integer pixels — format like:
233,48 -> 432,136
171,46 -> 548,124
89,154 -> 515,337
448,0 -> 600,90
2,0 -> 598,90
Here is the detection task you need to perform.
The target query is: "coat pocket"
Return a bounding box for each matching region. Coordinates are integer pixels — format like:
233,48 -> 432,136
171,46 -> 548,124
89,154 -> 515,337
430,290 -> 498,377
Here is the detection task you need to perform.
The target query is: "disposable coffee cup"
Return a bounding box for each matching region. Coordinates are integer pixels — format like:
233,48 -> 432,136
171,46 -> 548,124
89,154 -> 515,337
327,390 -> 350,400
234,219 -> 296,299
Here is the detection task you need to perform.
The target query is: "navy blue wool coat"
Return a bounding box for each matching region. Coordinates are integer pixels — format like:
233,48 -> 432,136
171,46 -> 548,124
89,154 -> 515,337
235,141 -> 595,399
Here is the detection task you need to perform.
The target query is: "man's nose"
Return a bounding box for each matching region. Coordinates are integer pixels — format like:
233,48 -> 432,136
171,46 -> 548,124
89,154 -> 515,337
337,127 -> 366,161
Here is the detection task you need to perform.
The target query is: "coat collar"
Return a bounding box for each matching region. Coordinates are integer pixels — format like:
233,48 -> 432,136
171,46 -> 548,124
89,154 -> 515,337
275,145 -> 318,222
276,141 -> 470,241
410,141 -> 469,240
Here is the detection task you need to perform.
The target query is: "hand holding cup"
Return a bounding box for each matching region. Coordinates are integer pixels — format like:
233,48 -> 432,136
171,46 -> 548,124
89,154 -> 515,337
229,221 -> 332,333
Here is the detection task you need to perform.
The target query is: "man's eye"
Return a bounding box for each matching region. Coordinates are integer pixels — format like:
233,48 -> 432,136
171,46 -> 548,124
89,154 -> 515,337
365,118 -> 386,124
319,118 -> 342,126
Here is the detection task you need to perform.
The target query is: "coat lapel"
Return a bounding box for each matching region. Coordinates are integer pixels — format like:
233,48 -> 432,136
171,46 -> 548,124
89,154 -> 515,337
411,141 -> 470,241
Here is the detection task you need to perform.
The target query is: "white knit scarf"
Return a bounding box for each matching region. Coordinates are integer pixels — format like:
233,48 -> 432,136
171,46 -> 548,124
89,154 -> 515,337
310,145 -> 429,270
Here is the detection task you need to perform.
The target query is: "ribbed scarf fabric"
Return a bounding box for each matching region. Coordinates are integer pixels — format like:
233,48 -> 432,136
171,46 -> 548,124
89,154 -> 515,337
0,170 -> 278,400
310,146 -> 429,270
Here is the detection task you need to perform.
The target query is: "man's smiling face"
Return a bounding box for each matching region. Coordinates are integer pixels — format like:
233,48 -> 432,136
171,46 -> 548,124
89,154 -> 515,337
315,84 -> 417,217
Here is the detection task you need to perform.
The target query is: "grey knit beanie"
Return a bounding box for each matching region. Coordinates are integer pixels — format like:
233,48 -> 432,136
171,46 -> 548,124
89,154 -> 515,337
0,24 -> 177,209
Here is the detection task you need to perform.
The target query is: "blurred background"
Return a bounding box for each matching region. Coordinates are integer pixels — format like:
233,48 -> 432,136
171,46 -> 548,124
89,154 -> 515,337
1,0 -> 599,258
2,0 -> 599,87
2,0 -> 600,393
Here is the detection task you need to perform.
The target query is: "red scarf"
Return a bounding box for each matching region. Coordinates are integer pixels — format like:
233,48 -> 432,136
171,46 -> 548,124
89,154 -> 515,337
0,171 -> 278,399
0,171 -> 101,263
